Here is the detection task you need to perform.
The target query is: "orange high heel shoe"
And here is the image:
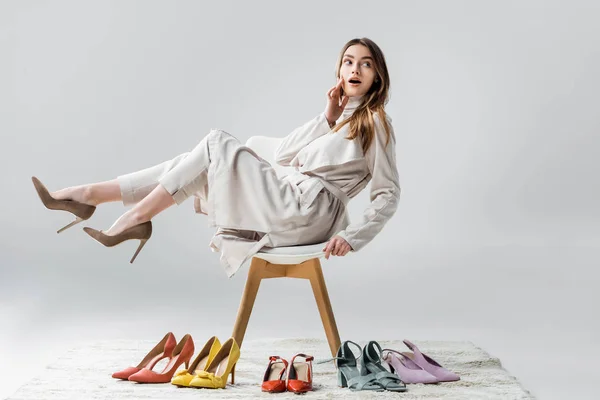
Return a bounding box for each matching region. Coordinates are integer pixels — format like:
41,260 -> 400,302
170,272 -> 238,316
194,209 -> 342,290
112,332 -> 177,380
261,356 -> 289,393
128,334 -> 195,384
286,353 -> 314,394
31,176 -> 96,233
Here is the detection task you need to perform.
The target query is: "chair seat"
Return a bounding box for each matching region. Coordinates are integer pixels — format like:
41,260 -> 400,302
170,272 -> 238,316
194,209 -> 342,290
254,242 -> 328,265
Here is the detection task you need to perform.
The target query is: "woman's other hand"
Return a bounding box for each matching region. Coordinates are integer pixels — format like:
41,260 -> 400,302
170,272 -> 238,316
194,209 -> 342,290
324,76 -> 349,127
323,235 -> 352,259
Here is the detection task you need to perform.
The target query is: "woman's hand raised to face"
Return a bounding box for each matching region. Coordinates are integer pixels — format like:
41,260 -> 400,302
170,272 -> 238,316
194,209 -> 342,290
324,76 -> 349,127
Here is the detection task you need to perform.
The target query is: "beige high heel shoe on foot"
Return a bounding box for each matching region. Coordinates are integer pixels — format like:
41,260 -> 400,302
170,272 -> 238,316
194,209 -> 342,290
83,221 -> 152,263
31,176 -> 97,233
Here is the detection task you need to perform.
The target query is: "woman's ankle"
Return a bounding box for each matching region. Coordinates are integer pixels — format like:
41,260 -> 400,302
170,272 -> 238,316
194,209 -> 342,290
80,185 -> 98,206
85,180 -> 122,205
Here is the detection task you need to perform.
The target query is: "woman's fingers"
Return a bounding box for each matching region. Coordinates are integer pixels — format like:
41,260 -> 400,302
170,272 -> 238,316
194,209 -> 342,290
334,78 -> 343,98
324,239 -> 338,259
340,95 -> 349,109
331,241 -> 338,256
323,240 -> 333,259
332,82 -> 341,96
336,242 -> 350,256
327,85 -> 336,98
323,238 -> 352,259
329,78 -> 343,97
341,244 -> 350,256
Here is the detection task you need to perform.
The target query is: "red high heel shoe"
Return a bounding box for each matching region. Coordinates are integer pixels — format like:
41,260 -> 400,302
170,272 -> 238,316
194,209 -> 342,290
261,356 -> 289,393
286,353 -> 314,394
112,332 -> 176,380
128,334 -> 195,383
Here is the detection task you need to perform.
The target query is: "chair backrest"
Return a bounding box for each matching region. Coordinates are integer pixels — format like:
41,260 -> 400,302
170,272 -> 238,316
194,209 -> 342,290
245,136 -> 294,178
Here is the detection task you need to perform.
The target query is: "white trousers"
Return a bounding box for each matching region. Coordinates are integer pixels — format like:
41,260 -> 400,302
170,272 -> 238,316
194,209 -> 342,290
117,129 -> 220,207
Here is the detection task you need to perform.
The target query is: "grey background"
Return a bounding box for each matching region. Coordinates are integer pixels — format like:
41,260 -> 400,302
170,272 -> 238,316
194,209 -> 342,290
2,0 -> 599,399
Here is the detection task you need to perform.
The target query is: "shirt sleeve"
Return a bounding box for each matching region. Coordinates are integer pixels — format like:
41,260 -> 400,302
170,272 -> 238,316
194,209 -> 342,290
336,112 -> 401,251
274,112 -> 332,166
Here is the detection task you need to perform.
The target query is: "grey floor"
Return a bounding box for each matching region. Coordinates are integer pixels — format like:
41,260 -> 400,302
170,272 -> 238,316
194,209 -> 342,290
1,245 -> 598,400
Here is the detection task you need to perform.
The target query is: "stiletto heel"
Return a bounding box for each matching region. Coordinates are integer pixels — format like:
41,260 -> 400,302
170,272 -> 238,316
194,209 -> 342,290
130,239 -> 148,263
231,363 -> 235,384
83,221 -> 152,263
57,216 -> 85,233
32,176 -> 96,233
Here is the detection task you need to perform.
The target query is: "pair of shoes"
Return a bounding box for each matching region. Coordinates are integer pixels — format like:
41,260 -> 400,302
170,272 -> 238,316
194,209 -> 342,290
112,332 -> 195,383
261,353 -> 313,394
32,176 -> 153,263
382,339 -> 460,383
320,340 -> 405,392
32,176 -> 96,233
172,337 -> 240,389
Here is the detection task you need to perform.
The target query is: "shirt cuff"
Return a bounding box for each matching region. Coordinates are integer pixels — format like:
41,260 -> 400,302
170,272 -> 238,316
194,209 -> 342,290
321,112 -> 335,129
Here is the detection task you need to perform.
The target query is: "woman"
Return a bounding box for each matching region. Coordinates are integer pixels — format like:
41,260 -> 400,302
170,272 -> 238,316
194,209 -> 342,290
32,37 -> 400,278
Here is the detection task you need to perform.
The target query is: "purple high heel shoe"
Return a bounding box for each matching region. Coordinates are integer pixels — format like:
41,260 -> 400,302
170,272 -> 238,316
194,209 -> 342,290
381,348 -> 438,384
400,339 -> 460,382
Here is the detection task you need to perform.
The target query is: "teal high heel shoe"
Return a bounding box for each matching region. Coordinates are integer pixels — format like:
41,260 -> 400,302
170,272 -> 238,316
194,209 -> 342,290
333,341 -> 384,391
361,341 -> 407,392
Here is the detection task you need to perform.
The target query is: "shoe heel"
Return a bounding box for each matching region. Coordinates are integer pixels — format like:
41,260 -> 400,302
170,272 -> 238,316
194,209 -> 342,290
130,239 -> 148,263
57,216 -> 84,234
179,355 -> 192,372
231,363 -> 236,384
389,363 -> 395,374
337,370 -> 347,388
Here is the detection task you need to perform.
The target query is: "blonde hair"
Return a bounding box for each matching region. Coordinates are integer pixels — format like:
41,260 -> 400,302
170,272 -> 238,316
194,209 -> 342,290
332,38 -> 392,154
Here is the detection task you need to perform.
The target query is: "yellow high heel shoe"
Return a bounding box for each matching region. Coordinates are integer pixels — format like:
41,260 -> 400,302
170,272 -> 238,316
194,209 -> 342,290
188,337 -> 240,389
171,336 -> 221,387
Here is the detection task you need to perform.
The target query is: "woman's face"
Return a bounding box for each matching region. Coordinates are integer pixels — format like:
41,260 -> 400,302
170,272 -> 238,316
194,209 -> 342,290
339,44 -> 377,97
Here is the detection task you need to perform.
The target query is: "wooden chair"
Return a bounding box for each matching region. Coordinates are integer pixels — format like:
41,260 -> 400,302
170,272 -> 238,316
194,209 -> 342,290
231,136 -> 341,357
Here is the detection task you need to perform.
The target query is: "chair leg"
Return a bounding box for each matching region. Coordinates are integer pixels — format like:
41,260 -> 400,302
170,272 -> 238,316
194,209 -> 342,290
232,258 -> 266,349
307,259 -> 341,357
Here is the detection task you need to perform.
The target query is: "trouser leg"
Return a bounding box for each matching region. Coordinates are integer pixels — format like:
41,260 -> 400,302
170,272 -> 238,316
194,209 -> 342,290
117,129 -> 219,207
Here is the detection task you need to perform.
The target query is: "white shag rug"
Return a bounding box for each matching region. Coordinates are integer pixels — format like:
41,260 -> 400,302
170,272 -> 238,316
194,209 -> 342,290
6,338 -> 535,400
